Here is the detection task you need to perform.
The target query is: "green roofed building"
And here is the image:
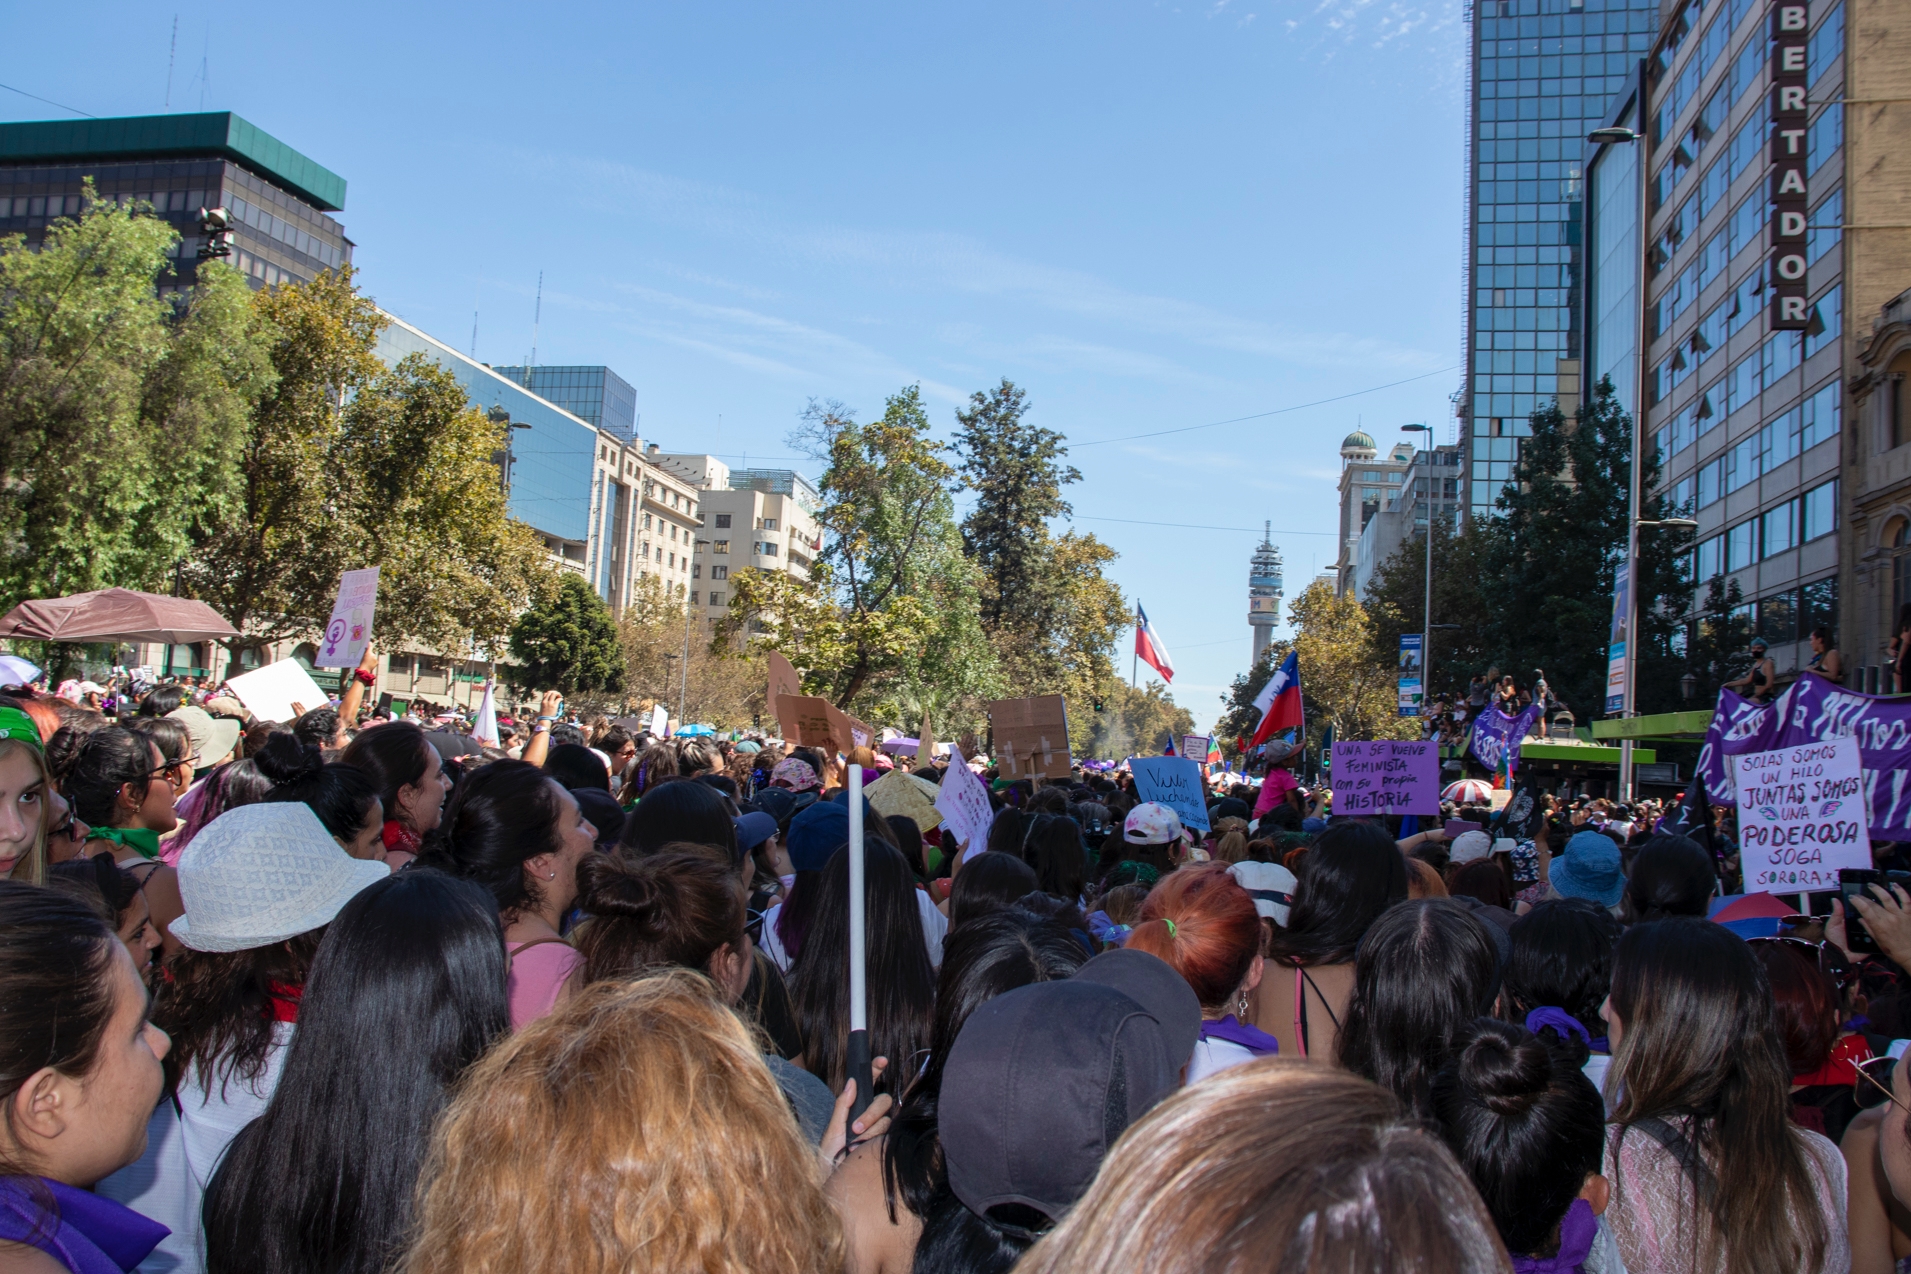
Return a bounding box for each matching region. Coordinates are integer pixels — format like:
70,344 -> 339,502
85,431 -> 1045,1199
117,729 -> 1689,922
0,111 -> 351,294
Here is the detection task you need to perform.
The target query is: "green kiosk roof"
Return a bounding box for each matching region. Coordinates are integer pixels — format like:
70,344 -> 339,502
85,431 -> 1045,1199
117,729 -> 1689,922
0,112 -> 346,212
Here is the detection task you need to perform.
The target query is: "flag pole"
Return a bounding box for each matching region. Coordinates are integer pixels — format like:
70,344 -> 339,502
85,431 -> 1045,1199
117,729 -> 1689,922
845,762 -> 873,1122
1132,602 -> 1139,688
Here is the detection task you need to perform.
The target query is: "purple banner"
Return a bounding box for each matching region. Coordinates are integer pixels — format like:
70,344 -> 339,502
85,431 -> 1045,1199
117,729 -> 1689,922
1467,703 -> 1545,775
1697,676 -> 1911,841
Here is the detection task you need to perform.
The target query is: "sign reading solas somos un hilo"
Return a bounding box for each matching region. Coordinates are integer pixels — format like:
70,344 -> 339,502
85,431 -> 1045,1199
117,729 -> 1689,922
1733,736 -> 1870,890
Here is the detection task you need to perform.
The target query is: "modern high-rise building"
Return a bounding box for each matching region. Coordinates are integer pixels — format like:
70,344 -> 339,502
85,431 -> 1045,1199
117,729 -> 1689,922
1461,0 -> 1662,520
492,365 -> 639,442
0,112 -> 351,296
1334,431 -> 1416,593
1247,527 -> 1285,666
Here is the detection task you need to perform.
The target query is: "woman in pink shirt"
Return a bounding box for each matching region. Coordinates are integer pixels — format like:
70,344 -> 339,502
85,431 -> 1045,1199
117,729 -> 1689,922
1252,741 -> 1303,822
417,760 -> 596,1028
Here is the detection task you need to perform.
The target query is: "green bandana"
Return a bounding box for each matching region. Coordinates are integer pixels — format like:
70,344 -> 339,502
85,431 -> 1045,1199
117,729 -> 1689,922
0,706 -> 42,755
87,826 -> 162,860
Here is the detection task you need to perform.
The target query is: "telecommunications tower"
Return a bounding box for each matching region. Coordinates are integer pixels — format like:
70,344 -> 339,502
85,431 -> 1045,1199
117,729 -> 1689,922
1248,523 -> 1284,666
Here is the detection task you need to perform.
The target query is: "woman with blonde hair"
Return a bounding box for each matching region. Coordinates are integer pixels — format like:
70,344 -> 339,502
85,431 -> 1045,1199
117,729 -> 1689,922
1017,1061 -> 1510,1274
403,972 -> 854,1274
0,703 -> 52,883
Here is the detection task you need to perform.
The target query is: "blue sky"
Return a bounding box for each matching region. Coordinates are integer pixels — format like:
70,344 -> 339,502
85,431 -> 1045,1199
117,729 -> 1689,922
10,0 -> 1468,733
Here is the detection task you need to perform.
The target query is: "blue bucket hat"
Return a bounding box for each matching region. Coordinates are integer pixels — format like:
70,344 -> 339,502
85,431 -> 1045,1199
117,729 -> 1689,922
1550,830 -> 1626,908
787,801 -> 849,874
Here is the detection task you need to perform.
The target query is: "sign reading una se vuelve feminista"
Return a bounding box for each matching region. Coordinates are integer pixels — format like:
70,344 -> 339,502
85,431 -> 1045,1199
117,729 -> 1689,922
1330,740 -> 1439,815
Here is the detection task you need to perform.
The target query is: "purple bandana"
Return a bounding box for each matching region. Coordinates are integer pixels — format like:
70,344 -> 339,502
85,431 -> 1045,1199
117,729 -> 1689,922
1200,1014 -> 1280,1056
1511,1197 -> 1597,1274
1525,1006 -> 1592,1049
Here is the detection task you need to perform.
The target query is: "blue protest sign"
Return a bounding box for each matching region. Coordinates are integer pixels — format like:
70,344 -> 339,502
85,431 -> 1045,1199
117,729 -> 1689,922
1130,755 -> 1210,833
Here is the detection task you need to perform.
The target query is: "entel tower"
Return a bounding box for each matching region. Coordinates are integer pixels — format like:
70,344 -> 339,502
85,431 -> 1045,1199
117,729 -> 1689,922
1248,523 -> 1284,667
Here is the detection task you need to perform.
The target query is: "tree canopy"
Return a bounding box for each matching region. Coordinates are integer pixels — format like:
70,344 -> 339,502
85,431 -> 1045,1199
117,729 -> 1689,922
507,572 -> 625,697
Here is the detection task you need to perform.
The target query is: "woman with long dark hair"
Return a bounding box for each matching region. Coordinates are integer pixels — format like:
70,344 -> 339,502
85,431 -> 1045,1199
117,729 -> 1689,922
1337,899 -> 1502,1120
619,777 -> 739,859
63,725 -> 187,960
415,759 -> 595,1028
789,837 -> 935,1100
1602,918 -> 1845,1272
339,721 -> 449,870
1255,819 -> 1408,1060
1023,813 -> 1089,905
0,883 -> 172,1274
947,851 -> 1039,930
829,907 -> 1086,1274
202,871 -> 508,1274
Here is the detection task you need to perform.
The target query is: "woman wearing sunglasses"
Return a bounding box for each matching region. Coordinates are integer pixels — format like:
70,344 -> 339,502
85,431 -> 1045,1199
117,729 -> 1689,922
61,725 -> 188,963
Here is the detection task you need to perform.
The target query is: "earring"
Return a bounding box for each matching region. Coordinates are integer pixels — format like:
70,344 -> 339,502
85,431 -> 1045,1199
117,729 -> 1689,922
547,871 -> 557,880
1237,990 -> 1251,1020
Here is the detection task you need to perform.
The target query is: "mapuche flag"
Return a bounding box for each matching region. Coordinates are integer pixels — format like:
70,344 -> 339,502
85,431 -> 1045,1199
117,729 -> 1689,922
1135,603 -> 1175,682
1250,651 -> 1303,749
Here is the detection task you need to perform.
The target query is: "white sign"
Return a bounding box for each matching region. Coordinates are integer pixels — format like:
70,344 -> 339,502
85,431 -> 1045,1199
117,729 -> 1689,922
225,658 -> 331,725
314,568 -> 379,670
649,704 -> 668,737
1733,735 -> 1871,891
935,746 -> 995,862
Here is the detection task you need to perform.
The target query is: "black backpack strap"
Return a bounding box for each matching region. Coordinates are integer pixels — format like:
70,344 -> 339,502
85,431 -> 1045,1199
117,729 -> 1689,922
1627,1117 -> 1720,1213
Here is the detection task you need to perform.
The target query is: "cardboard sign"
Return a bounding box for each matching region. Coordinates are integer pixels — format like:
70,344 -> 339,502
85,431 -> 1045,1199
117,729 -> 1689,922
315,568 -> 379,670
776,694 -> 837,749
225,658 -> 331,725
1733,736 -> 1871,890
865,769 -> 942,830
1331,740 -> 1440,815
988,695 -> 1072,780
918,712 -> 937,772
1182,735 -> 1212,762
935,746 -> 995,858
1130,755 -> 1210,833
768,652 -> 801,731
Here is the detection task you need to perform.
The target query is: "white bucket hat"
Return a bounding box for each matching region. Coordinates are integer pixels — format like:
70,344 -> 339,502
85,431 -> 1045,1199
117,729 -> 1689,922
171,803 -> 389,952
167,705 -> 242,768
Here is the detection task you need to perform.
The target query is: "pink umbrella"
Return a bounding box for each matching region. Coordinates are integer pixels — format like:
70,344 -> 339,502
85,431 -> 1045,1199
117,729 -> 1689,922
0,589 -> 237,645
1442,779 -> 1494,805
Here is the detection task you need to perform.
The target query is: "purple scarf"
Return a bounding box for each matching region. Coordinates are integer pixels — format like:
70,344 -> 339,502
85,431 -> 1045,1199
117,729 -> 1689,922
1200,1014 -> 1280,1055
1512,1198 -> 1597,1274
0,1177 -> 168,1274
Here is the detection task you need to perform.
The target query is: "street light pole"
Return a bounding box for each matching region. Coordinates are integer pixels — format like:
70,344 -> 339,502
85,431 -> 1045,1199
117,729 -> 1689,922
1402,424 -> 1435,709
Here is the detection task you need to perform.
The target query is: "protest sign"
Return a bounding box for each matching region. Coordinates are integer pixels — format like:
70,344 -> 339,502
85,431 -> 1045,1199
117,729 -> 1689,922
1732,736 -> 1871,890
1182,735 -> 1212,763
918,712 -> 938,769
315,568 -> 379,670
866,769 -> 942,830
935,746 -> 994,859
1131,755 -> 1210,833
1330,740 -> 1439,815
775,695 -> 837,749
226,658 -> 330,725
988,695 -> 1072,780
767,653 -> 801,731
648,704 -> 668,737
1467,704 -> 1544,775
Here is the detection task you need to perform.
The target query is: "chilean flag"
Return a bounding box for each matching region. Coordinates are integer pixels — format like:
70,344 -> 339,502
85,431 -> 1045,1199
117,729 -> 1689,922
1250,651 -> 1303,749
1134,603 -> 1175,682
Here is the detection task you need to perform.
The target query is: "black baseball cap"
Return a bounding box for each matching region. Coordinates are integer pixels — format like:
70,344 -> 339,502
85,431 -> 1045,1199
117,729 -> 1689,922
1070,948 -> 1203,1066
939,958 -> 1198,1223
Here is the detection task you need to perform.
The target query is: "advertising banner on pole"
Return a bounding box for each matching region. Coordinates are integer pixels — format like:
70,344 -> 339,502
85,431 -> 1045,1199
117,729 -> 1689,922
1605,563 -> 1630,715
1398,634 -> 1423,717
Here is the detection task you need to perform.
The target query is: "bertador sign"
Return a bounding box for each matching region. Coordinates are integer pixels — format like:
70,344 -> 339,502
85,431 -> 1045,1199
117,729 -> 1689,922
1768,0 -> 1812,331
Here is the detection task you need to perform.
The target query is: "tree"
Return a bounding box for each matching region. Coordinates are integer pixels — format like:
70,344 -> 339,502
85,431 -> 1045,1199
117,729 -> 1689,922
179,266 -> 384,658
1288,580 -> 1415,753
0,186 -> 272,607
1686,574 -> 1755,703
1083,678 -> 1195,760
1362,519 -> 1498,702
1478,379 -> 1693,720
950,379 -> 1126,750
719,388 -> 997,728
621,575 -> 766,729
507,572 -> 624,697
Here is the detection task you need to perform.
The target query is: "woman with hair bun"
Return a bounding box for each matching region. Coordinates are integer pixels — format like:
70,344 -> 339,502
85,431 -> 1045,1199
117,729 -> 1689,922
1126,864 -> 1275,1082
1431,1018 -> 1618,1273
257,734 -> 385,861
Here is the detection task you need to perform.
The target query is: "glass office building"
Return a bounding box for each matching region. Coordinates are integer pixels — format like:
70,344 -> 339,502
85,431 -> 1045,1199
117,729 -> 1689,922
492,365 -> 638,442
0,113 -> 351,295
1464,0 -> 1660,519
375,316 -> 600,556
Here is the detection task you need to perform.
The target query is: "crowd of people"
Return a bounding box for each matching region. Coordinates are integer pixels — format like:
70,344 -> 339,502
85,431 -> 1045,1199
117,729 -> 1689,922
1,662 -> 1910,1274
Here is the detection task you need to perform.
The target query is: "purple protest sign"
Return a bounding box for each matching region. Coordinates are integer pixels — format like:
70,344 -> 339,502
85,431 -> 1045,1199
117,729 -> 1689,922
1331,740 -> 1440,814
1467,704 -> 1545,776
1697,675 -> 1911,840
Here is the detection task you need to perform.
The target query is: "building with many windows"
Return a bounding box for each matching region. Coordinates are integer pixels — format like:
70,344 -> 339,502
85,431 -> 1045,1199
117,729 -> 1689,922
1334,431 -> 1416,594
1461,0 -> 1661,520
653,457 -> 823,627
0,112 -> 351,295
1349,444 -> 1465,600
494,365 -> 639,442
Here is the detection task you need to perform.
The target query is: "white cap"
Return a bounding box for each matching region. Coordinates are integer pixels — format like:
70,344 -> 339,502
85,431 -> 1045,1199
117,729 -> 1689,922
1229,861 -> 1298,926
1450,830 -> 1494,865
171,803 -> 388,952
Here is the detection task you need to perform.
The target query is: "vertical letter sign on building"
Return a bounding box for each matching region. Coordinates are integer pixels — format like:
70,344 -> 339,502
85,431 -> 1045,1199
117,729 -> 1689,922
1769,0 -> 1811,331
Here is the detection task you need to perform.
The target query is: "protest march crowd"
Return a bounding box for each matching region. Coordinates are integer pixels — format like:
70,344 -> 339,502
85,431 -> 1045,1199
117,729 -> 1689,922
4,646 -> 1911,1274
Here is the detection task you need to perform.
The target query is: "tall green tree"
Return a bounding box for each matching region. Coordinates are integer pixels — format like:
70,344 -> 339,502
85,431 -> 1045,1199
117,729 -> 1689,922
1687,574 -> 1755,702
951,379 -> 1126,749
718,388 -> 998,729
1363,518 -> 1497,703
0,186 -> 272,607
1084,678 -> 1195,760
507,572 -> 624,696
1478,379 -> 1693,719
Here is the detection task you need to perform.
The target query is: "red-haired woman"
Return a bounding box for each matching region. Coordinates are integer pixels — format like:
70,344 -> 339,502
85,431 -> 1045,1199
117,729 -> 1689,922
1126,864 -> 1276,1082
